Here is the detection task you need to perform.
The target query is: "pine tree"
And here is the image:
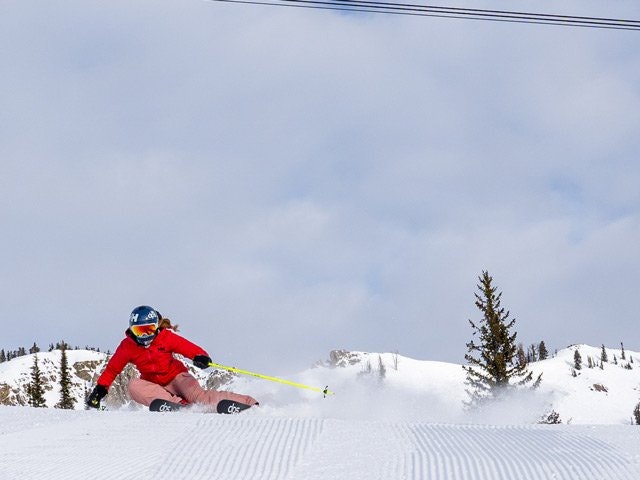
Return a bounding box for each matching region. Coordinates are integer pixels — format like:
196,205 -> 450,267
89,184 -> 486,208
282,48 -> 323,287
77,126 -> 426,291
538,341 -> 549,361
55,345 -> 76,409
516,344 -> 526,367
0,349 -> 5,363
463,271 -> 540,406
634,402 -> 640,426
621,342 -> 626,360
29,342 -> 40,354
27,354 -> 47,408
601,345 -> 608,364
574,349 -> 582,370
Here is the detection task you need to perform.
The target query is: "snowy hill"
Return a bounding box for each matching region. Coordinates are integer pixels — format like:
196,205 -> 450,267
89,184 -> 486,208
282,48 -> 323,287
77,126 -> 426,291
1,344 -> 639,424
0,349 -> 106,407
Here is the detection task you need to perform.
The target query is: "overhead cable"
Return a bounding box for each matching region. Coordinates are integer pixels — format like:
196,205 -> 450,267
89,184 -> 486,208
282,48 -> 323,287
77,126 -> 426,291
208,0 -> 640,31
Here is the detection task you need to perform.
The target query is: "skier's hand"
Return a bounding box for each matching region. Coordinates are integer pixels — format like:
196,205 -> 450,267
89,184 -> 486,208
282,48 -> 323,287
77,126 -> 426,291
87,385 -> 108,409
193,355 -> 212,369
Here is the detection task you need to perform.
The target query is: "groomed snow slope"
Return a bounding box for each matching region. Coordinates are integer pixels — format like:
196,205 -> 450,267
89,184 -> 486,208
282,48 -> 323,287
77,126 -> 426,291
0,406 -> 639,480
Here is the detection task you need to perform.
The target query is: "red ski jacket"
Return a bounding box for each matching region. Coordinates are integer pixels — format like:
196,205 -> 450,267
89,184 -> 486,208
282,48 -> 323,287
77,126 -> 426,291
97,329 -> 208,389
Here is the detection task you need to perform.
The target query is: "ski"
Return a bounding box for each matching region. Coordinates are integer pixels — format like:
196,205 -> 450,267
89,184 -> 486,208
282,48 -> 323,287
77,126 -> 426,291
150,398 -> 254,414
216,399 -> 253,414
149,399 -> 182,412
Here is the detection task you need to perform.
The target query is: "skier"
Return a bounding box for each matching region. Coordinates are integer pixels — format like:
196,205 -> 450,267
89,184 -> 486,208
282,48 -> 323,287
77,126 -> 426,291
86,306 -> 258,412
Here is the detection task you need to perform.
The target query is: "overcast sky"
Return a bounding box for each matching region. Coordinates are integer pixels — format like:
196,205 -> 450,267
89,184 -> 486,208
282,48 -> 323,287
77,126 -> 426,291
1,1 -> 639,374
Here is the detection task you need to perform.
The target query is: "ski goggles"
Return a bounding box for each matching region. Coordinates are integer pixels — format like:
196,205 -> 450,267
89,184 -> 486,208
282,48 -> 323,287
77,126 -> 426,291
130,323 -> 158,337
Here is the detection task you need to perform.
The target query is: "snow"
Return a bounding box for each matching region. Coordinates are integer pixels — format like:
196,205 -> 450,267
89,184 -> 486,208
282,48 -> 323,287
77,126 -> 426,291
0,407 -> 639,479
1,345 -> 640,479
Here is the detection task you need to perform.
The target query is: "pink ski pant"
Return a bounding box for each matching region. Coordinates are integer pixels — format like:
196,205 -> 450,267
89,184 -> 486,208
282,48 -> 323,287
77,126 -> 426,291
128,372 -> 258,409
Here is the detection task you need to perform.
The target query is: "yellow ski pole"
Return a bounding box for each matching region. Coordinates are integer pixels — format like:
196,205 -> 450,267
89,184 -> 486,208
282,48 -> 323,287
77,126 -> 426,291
208,362 -> 334,397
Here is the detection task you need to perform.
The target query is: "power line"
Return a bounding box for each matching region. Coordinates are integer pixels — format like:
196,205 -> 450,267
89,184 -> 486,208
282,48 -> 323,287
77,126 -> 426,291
208,0 -> 640,31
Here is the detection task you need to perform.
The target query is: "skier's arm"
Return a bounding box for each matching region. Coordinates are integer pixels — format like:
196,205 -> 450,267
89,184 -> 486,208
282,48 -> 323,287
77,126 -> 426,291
96,340 -> 132,389
167,330 -> 211,368
87,341 -> 132,409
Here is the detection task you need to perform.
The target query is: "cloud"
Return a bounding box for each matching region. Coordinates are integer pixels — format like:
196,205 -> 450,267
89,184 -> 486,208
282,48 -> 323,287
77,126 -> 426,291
1,1 -> 639,371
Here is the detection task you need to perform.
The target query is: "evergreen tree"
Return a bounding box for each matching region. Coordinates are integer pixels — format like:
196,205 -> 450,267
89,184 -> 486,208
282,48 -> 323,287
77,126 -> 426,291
538,341 -> 549,361
55,345 -> 76,410
0,349 -> 5,363
621,342 -> 626,360
539,410 -> 562,424
601,345 -> 608,364
27,354 -> 47,408
378,355 -> 386,380
574,349 -> 582,370
463,271 -> 540,406
516,344 -> 526,368
29,342 -> 40,354
634,402 -> 640,426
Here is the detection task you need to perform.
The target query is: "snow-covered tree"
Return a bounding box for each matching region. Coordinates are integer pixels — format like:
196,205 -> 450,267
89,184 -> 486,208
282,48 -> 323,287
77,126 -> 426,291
55,345 -> 76,410
516,344 -> 526,367
539,409 -> 562,424
574,349 -> 582,371
600,345 -> 608,364
538,341 -> 549,361
634,402 -> 640,426
463,271 -> 541,406
27,354 -> 47,408
378,355 -> 386,380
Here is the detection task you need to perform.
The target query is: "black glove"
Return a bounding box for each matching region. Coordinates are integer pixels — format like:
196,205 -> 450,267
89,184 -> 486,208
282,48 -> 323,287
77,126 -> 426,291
87,384 -> 108,409
193,355 -> 212,369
